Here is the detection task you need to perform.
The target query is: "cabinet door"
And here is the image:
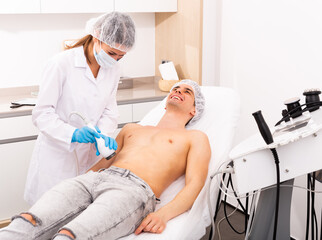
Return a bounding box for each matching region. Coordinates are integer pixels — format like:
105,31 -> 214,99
117,104 -> 132,124
115,0 -> 177,12
0,0 -> 40,13
132,101 -> 161,122
0,140 -> 35,221
41,0 -> 114,13
0,116 -> 38,141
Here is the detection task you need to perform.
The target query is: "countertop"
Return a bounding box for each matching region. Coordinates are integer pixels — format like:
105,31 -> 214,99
0,76 -> 169,118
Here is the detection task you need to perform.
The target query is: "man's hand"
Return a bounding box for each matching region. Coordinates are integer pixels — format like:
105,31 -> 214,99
134,212 -> 166,235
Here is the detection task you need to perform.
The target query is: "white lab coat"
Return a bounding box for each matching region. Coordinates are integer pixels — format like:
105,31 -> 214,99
24,46 -> 120,205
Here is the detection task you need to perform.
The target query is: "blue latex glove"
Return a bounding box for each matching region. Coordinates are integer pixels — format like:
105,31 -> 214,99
71,126 -> 101,143
94,127 -> 118,156
94,126 -> 101,133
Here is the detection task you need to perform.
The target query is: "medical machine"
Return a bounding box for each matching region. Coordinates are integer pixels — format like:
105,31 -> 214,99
221,89 -> 322,240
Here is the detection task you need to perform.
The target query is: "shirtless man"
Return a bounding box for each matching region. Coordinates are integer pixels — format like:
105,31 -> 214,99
0,80 -> 211,240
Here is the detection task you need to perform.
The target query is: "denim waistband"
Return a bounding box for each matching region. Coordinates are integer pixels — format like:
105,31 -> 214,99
100,166 -> 155,196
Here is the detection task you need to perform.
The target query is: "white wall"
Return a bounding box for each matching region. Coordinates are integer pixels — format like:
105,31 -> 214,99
0,13 -> 155,88
201,0 -> 218,86
217,0 -> 322,239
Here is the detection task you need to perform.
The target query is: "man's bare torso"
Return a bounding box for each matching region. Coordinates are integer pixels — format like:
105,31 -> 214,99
112,124 -> 194,197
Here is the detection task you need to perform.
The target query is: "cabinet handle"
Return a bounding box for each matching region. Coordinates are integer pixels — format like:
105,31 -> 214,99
0,135 -> 38,145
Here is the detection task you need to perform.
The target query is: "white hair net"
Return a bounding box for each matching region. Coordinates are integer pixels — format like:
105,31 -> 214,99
170,79 -> 205,126
86,12 -> 136,52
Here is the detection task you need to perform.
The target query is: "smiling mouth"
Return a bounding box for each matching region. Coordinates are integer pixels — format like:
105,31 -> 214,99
171,95 -> 183,101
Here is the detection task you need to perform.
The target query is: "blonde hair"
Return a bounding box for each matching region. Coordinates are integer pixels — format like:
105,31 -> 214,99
65,34 -> 93,64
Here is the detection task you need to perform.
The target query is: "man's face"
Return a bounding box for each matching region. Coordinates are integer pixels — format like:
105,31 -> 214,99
166,84 -> 196,117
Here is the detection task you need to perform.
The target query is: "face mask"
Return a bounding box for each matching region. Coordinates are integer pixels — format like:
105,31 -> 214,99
93,42 -> 117,68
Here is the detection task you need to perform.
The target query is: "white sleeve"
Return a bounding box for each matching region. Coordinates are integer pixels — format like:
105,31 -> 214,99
97,85 -> 119,136
32,58 -> 76,151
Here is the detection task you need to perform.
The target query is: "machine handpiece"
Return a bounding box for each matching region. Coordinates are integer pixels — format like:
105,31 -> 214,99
252,110 -> 274,145
87,123 -> 116,160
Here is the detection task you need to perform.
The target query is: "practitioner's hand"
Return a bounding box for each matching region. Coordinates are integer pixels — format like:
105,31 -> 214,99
134,212 -> 166,235
93,126 -> 118,156
71,126 -> 101,143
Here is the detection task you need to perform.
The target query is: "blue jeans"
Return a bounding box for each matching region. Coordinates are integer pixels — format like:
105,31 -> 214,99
0,166 -> 156,240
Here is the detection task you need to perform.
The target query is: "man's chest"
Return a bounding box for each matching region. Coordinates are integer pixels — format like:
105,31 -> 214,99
124,127 -> 190,153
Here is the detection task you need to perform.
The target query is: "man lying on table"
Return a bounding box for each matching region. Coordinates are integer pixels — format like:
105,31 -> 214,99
0,80 -> 211,240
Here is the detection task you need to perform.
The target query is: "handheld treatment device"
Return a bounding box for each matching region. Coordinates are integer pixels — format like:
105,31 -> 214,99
69,112 -> 116,160
87,123 -> 116,160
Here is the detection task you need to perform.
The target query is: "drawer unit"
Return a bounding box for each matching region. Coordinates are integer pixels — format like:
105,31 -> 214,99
40,0 -> 114,13
0,116 -> 38,141
118,100 -> 161,125
0,140 -> 35,220
117,104 -> 133,124
132,101 -> 161,122
0,0 -> 177,14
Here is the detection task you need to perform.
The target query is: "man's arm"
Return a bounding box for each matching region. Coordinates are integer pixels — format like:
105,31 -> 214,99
88,123 -> 135,172
135,130 -> 211,234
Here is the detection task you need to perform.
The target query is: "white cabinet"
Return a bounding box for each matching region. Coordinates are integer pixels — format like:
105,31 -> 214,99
117,104 -> 133,124
0,0 -> 40,14
41,0 -> 114,13
0,115 -> 38,222
117,100 -> 161,125
132,101 -> 161,122
0,0 -> 40,13
0,0 -> 177,14
115,0 -> 177,12
113,100 -> 161,138
0,140 -> 35,220
0,116 -> 38,141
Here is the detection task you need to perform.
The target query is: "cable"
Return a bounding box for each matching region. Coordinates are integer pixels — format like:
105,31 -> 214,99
217,171 -> 322,200
289,185 -> 322,194
69,111 -> 89,124
303,101 -> 322,112
245,192 -> 249,234
217,203 -> 239,240
227,173 -> 250,235
208,172 -> 221,240
311,173 -> 315,240
311,173 -> 319,240
248,191 -> 256,234
270,148 -> 280,240
209,173 -> 227,240
223,175 -> 245,235
217,174 -> 322,200
229,175 -> 247,214
275,102 -> 309,126
210,171 -> 251,239
245,190 -> 260,239
207,163 -> 234,240
314,211 -> 318,240
275,102 -> 322,126
68,111 -> 90,176
210,161 -> 322,240
320,209 -> 322,240
306,174 -> 311,240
